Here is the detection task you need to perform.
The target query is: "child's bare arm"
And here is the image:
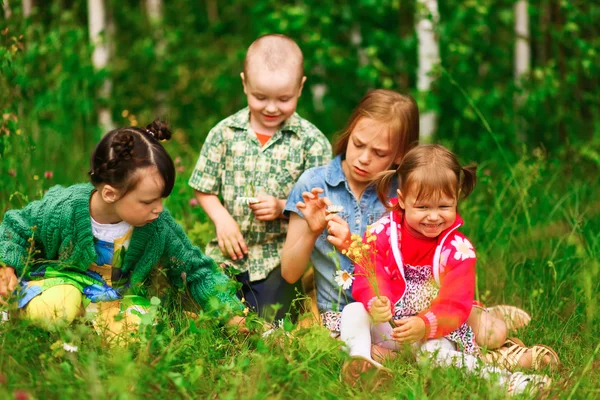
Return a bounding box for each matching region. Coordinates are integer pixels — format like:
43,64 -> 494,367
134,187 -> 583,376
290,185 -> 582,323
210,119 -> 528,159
194,191 -> 248,261
281,213 -> 321,283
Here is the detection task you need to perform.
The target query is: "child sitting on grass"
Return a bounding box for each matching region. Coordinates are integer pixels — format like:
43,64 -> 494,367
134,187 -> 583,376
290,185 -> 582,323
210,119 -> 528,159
0,120 -> 246,341
339,144 -> 552,395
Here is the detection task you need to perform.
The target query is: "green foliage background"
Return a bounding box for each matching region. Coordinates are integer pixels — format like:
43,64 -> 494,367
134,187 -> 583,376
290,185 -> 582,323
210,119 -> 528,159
1,1 -> 600,398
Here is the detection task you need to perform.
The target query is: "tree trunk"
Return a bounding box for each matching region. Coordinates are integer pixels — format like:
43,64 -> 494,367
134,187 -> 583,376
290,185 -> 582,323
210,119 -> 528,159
514,0 -> 530,83
22,0 -> 32,17
146,0 -> 168,120
88,0 -> 114,131
3,0 -> 11,19
206,0 -> 219,24
415,0 -> 440,140
146,0 -> 162,24
514,0 -> 530,140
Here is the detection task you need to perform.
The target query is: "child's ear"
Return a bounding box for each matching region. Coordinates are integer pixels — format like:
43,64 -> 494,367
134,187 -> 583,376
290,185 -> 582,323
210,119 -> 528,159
240,72 -> 248,95
397,189 -> 406,209
101,185 -> 121,204
297,76 -> 307,96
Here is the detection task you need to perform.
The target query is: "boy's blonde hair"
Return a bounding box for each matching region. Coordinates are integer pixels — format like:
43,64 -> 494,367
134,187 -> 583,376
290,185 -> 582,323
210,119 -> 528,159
244,34 -> 304,83
375,144 -> 477,212
333,89 -> 419,166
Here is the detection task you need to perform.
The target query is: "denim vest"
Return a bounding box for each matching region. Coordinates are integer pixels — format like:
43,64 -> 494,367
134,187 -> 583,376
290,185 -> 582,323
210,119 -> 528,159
285,155 -> 394,312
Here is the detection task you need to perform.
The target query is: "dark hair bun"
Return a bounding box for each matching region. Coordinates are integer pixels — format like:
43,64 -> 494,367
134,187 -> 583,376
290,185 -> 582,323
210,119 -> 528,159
146,119 -> 172,141
112,132 -> 135,160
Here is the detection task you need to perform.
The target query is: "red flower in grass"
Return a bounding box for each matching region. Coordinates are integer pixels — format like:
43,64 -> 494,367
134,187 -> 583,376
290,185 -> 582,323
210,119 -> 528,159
44,171 -> 54,179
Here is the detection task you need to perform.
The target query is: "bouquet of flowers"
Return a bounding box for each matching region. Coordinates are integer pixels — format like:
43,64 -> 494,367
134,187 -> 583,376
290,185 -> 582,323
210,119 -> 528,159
337,229 -> 395,327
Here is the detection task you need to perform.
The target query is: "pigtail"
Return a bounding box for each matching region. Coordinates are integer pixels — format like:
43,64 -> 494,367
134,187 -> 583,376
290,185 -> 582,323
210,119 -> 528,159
89,120 -> 175,197
112,132 -> 136,161
90,131 -> 136,185
374,169 -> 401,212
145,119 -> 172,141
459,164 -> 477,199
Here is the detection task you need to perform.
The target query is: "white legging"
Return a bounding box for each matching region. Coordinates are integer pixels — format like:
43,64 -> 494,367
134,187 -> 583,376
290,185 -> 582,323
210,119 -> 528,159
340,302 -> 508,381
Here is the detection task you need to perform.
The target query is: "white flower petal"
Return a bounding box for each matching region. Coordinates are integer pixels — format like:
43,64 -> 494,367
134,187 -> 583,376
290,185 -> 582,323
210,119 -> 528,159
63,343 -> 78,352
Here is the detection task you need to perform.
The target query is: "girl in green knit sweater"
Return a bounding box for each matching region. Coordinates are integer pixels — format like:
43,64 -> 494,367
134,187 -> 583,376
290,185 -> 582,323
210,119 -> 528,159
0,120 -> 246,339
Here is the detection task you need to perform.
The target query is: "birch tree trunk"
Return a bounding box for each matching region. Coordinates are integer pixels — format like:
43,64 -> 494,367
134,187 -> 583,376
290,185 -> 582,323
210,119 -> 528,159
146,0 -> 162,24
22,0 -> 32,17
415,0 -> 440,140
146,0 -> 168,119
88,0 -> 114,131
3,0 -> 11,19
514,1 -> 530,85
514,0 -> 530,140
206,0 -> 219,24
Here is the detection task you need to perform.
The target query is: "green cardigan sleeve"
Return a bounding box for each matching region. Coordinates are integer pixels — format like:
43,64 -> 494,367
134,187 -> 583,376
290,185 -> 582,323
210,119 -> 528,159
0,194 -> 45,275
159,211 -> 244,319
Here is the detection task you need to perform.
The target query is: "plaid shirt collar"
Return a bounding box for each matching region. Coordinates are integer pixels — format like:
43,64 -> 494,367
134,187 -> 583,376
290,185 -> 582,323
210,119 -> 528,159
226,107 -> 304,136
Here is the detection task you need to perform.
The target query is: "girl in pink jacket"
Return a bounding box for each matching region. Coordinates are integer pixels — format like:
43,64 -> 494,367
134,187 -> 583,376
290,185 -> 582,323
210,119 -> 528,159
340,144 -> 550,395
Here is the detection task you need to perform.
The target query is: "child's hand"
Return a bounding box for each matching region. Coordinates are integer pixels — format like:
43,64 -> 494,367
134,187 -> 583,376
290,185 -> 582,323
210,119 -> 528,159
249,195 -> 285,221
325,214 -> 351,252
296,188 -> 330,234
215,215 -> 248,261
392,316 -> 426,344
0,267 -> 17,303
227,315 -> 249,334
370,296 -> 392,323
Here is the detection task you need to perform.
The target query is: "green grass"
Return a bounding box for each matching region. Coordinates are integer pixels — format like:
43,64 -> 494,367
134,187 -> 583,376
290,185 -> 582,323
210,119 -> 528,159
1,129 -> 600,399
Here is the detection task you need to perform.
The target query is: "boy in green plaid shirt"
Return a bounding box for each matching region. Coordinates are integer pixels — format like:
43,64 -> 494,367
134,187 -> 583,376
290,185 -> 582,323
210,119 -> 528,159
189,34 -> 331,321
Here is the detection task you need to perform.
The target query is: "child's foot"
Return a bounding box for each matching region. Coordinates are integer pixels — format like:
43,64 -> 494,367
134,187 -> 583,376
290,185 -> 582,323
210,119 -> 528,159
371,344 -> 397,364
507,372 -> 551,396
484,338 -> 560,371
341,356 -> 394,390
488,305 -> 531,331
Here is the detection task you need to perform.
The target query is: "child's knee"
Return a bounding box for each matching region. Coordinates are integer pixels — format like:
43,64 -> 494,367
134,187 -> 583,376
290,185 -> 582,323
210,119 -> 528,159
24,284 -> 83,324
474,312 -> 507,349
342,302 -> 368,316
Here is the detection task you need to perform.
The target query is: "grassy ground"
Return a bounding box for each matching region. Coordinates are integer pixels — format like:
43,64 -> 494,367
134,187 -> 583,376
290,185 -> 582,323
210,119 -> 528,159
1,133 -> 599,399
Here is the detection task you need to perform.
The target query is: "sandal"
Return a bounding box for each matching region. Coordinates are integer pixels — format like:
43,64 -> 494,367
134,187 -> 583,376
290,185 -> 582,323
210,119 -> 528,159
488,305 -> 531,331
529,343 -> 560,371
341,356 -> 394,390
507,371 -> 552,396
484,338 -> 560,371
483,338 -> 529,371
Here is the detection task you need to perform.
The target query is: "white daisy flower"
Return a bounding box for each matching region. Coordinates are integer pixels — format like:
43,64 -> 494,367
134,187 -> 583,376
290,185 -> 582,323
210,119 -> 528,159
63,343 -> 78,353
450,236 -> 476,261
334,270 -> 354,290
237,197 -> 260,205
326,205 -> 344,214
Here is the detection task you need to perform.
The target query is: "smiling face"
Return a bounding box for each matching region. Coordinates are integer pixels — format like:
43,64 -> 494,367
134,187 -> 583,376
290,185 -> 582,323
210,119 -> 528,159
112,167 -> 165,227
241,66 -> 305,136
398,188 -> 457,238
342,117 -> 402,193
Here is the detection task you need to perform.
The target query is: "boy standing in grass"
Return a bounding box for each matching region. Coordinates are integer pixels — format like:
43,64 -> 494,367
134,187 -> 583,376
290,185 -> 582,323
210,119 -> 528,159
189,34 -> 331,321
